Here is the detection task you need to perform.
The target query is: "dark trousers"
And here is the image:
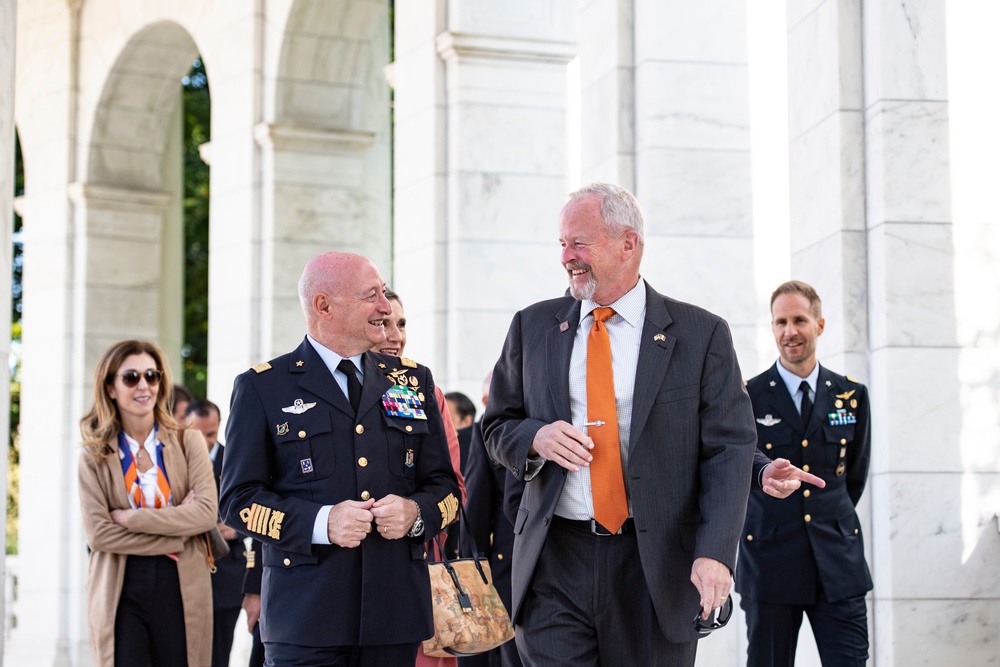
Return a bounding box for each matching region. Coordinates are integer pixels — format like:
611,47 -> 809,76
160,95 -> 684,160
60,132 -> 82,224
114,555 -> 188,667
213,606 -> 242,667
458,637 -> 523,667
515,517 -> 696,667
263,641 -> 418,667
249,624 -> 265,667
742,594 -> 869,667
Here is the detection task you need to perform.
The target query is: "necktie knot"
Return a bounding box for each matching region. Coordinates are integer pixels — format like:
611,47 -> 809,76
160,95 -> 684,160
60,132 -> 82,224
592,307 -> 616,325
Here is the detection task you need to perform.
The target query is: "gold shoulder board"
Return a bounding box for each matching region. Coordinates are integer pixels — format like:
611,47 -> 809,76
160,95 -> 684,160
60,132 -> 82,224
400,357 -> 417,368
846,375 -> 859,383
252,362 -> 272,374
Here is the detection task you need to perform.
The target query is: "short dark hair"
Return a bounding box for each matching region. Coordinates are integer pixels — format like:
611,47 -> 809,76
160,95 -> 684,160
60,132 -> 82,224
771,280 -> 822,319
445,391 -> 476,422
185,398 -> 221,420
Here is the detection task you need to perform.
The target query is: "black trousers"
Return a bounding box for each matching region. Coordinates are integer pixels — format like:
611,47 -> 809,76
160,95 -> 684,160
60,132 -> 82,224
515,517 -> 696,667
249,624 -> 265,667
213,606 -> 242,667
742,593 -> 869,667
263,641 -> 418,667
114,555 -> 187,667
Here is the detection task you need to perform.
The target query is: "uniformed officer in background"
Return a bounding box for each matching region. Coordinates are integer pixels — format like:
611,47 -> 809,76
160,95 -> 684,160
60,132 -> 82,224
220,251 -> 460,666
738,280 -> 873,666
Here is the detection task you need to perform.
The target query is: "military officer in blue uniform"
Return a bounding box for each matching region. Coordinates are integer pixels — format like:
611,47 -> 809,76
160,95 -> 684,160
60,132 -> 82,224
220,251 -> 460,667
738,280 -> 873,666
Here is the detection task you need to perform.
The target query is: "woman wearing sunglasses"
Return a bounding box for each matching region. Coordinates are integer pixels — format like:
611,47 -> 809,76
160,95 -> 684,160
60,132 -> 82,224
78,340 -> 218,667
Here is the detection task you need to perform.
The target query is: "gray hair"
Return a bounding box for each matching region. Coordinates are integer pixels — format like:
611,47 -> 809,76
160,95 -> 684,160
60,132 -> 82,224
568,182 -> 645,246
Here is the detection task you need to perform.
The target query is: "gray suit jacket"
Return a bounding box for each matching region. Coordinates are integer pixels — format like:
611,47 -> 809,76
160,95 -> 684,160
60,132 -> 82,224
483,282 -> 757,642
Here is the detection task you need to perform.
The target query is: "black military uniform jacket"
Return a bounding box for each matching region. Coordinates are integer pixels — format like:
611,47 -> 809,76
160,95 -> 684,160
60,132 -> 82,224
220,338 -> 460,647
737,362 -> 873,604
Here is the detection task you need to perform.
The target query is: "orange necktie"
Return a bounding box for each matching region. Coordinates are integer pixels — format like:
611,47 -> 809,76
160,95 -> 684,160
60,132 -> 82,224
587,307 -> 628,533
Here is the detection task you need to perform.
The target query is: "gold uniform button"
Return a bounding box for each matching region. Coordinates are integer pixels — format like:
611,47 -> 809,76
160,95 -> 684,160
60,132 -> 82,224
841,438 -> 847,445
801,439 -> 808,447
358,457 -> 368,467
803,490 -> 811,498
746,534 -> 754,541
298,430 -> 306,438
283,558 -> 291,566
497,554 -> 504,560
804,514 -> 812,523
854,528 -> 859,535
405,425 -> 413,433
765,443 -> 772,450
803,465 -> 810,473
361,490 -> 371,501
356,424 -> 364,434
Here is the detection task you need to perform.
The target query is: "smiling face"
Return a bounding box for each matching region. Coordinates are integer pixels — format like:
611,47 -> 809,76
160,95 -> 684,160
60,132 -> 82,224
558,194 -> 640,305
306,254 -> 393,357
107,352 -> 161,431
374,297 -> 407,357
771,292 -> 825,377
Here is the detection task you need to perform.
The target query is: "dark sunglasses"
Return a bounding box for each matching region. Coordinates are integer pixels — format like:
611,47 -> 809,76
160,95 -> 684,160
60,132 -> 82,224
694,595 -> 733,635
117,369 -> 163,388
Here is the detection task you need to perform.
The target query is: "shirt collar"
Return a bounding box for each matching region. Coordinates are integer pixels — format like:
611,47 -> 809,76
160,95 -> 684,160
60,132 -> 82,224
580,278 -> 646,329
306,335 -> 365,380
209,442 -> 221,463
775,359 -> 820,397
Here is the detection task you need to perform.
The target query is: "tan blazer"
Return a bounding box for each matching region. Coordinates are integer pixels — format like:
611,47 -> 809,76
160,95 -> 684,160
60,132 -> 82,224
78,426 -> 218,667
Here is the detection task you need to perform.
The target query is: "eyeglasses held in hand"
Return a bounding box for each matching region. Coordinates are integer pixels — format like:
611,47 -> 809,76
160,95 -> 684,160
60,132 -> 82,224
693,595 -> 733,635
117,369 -> 163,388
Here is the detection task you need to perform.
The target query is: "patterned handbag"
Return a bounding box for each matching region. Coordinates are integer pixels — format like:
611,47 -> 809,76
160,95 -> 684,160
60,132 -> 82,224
422,506 -> 515,657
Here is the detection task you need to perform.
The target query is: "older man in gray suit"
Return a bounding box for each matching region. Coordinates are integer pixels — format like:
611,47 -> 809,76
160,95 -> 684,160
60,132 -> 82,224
484,182 -> 758,666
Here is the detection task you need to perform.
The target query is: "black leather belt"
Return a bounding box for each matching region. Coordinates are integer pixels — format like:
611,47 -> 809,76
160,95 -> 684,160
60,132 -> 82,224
552,516 -> 635,536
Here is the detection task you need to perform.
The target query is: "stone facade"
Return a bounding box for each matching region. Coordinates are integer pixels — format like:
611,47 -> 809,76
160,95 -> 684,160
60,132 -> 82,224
3,0 -> 998,665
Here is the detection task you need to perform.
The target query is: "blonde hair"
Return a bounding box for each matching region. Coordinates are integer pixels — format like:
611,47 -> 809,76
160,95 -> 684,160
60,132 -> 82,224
80,340 -> 181,457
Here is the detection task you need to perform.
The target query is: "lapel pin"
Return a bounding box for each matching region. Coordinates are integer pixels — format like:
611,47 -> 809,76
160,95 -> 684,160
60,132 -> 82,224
769,380 -> 776,387
825,380 -> 832,387
276,422 -> 289,436
559,321 -> 569,332
756,414 -> 781,426
653,333 -> 666,342
295,360 -> 304,367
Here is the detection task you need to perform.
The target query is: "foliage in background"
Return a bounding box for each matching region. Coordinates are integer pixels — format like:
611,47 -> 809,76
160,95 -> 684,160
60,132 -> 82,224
8,133 -> 22,553
181,59 -> 211,399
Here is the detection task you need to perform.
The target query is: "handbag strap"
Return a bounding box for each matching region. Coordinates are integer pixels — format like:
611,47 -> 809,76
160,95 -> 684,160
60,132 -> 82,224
432,503 -> 488,586
180,427 -> 220,574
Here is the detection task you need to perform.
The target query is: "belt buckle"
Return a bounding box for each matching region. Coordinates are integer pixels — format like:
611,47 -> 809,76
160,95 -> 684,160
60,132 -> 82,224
590,519 -> 614,536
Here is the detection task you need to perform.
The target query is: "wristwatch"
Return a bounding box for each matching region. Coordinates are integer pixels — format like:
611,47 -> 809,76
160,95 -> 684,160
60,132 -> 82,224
406,500 -> 425,537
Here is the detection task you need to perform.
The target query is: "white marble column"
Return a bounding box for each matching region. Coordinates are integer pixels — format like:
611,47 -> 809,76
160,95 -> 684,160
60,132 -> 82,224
577,0 -> 759,371
0,0 -> 15,655
394,0 -> 576,401
863,0 -> 1000,664
787,0 -> 867,375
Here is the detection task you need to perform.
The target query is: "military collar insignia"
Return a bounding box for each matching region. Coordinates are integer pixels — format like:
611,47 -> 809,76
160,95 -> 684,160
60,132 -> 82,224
769,380 -> 776,387
282,398 -> 317,414
825,380 -> 832,387
295,360 -> 304,367
756,414 -> 781,427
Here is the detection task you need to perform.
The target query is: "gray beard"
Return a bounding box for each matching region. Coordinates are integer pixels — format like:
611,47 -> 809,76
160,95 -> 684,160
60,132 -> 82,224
569,274 -> 596,301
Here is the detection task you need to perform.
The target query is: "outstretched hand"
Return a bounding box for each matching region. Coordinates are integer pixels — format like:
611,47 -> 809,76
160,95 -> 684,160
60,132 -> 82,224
761,458 -> 826,499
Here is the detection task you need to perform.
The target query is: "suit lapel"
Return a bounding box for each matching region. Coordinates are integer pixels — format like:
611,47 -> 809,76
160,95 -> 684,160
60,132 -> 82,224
808,364 -> 836,436
764,363 -> 801,429
359,352 -> 394,419
546,300 -> 580,418
628,284 -> 675,452
294,339 -> 355,419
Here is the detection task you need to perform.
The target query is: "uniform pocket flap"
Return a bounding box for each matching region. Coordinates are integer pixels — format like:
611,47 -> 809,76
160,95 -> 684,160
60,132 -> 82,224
274,410 -> 332,444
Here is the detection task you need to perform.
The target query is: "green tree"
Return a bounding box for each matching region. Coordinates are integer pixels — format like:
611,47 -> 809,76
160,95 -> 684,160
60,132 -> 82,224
181,59 -> 210,398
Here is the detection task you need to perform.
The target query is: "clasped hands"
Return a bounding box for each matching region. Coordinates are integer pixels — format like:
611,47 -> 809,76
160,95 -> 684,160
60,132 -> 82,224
327,494 -> 417,548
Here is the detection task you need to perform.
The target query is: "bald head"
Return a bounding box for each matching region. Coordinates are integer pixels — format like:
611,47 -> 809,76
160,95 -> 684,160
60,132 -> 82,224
297,251 -> 392,356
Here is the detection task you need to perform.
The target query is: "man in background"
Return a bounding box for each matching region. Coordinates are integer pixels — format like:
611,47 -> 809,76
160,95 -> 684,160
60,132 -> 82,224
186,399 -> 247,667
738,280 -> 872,666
